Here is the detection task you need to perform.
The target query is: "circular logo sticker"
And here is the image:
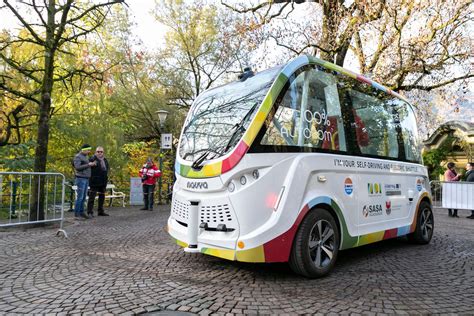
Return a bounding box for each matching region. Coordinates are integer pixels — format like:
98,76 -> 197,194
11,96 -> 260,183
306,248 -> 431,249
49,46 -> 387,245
416,179 -> 422,192
344,178 -> 353,195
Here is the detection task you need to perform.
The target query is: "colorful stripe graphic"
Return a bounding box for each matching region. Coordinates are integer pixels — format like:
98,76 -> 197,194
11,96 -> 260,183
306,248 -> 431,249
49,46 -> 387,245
171,194 -> 431,263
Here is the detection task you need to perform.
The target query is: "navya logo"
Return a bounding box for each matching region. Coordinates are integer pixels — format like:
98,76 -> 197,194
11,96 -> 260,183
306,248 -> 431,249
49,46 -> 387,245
368,183 -> 382,195
187,181 -> 208,190
344,178 -> 353,195
362,204 -> 383,217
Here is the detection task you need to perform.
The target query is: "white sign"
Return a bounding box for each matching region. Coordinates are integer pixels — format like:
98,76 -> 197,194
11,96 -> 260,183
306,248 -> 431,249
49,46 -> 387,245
129,177 -> 144,205
442,182 -> 474,210
161,133 -> 172,149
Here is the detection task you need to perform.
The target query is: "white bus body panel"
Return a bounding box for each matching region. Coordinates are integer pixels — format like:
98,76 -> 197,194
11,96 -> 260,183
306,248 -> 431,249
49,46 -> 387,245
168,153 -> 429,262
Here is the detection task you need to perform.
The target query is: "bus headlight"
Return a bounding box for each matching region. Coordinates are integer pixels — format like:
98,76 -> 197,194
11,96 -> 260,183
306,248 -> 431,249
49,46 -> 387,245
228,181 -> 235,192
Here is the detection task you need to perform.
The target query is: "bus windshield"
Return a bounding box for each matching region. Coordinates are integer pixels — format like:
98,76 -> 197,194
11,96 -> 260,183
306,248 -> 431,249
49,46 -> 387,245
179,66 -> 283,162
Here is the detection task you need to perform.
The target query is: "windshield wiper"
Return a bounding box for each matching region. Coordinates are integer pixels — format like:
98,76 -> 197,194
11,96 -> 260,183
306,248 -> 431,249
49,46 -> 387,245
222,102 -> 259,153
191,151 -> 210,170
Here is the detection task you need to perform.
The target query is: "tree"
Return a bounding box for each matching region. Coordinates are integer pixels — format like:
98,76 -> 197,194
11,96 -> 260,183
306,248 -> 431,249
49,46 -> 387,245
222,0 -> 473,92
0,0 -> 125,220
154,0 -> 252,108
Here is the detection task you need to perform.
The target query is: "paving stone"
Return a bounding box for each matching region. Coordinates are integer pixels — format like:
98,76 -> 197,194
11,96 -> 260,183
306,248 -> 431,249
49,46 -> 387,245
0,206 -> 473,314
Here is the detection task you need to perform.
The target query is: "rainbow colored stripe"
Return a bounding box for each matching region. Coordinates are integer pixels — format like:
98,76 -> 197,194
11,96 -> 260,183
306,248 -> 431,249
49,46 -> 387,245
171,194 -> 431,263
176,55 -> 409,179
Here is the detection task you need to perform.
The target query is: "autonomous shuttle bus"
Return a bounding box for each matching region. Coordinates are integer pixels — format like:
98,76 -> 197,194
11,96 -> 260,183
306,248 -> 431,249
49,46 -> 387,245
167,55 -> 433,277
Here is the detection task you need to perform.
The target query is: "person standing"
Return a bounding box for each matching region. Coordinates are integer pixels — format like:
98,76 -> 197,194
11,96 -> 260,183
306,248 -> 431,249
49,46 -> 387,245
87,146 -> 110,217
139,158 -> 161,211
444,162 -> 461,218
73,144 -> 96,219
465,162 -> 474,219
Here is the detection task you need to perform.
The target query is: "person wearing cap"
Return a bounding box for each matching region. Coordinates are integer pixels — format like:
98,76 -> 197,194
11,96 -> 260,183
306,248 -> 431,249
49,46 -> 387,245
138,158 -> 162,211
73,144 -> 97,219
87,146 -> 110,217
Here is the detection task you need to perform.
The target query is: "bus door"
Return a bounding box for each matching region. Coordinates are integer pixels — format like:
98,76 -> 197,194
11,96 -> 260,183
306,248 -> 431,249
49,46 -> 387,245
348,91 -> 409,235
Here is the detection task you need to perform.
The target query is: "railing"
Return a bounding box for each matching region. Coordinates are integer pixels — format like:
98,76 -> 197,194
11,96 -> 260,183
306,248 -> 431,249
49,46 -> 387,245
430,180 -> 474,210
62,179 -> 174,210
0,172 -> 67,237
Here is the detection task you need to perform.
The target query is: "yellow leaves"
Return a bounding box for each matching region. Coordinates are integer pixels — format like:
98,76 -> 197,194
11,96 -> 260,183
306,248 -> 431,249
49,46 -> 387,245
155,0 -> 220,56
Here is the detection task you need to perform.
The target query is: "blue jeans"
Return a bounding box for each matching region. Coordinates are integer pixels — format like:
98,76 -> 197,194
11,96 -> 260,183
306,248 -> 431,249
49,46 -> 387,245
74,177 -> 89,215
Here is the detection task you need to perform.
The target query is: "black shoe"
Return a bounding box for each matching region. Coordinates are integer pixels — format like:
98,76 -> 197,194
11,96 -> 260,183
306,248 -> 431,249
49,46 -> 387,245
149,208 -> 153,211
453,214 -> 459,218
87,212 -> 94,218
467,215 -> 474,219
98,212 -> 109,216
140,207 -> 148,210
448,210 -> 453,217
80,213 -> 90,219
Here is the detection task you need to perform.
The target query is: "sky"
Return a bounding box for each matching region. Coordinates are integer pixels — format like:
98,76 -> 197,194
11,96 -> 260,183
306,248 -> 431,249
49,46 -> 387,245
126,0 -> 166,50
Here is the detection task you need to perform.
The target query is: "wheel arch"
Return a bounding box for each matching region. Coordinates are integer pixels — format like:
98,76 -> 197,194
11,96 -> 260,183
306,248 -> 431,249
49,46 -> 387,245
262,197 -> 357,262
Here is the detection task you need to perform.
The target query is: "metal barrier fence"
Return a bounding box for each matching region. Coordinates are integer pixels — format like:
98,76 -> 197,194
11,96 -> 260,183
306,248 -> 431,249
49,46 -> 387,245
61,179 -> 174,211
430,180 -> 474,210
0,172 -> 67,237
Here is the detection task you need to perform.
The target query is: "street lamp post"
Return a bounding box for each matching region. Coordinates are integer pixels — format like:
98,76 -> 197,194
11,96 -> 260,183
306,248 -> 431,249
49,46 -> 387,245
156,110 -> 168,205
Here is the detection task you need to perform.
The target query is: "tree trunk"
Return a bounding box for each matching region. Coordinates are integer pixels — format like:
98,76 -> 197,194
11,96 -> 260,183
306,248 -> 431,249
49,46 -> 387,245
30,0 -> 56,222
335,39 -> 350,67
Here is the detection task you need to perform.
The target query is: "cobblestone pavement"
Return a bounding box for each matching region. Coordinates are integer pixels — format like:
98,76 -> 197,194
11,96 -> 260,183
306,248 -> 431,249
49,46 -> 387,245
0,206 -> 473,315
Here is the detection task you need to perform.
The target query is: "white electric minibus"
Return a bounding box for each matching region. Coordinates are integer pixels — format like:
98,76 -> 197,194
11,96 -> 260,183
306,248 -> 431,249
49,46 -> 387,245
167,55 -> 433,278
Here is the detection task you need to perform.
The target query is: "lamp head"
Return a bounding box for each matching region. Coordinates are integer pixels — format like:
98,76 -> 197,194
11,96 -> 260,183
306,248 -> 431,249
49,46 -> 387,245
156,110 -> 168,128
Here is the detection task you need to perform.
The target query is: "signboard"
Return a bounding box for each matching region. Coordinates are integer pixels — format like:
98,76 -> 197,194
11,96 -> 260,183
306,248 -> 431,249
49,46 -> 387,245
129,177 -> 144,205
161,133 -> 172,149
442,182 -> 474,210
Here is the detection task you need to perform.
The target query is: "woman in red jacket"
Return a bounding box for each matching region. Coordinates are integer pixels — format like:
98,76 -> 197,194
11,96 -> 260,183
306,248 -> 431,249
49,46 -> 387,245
139,158 -> 162,211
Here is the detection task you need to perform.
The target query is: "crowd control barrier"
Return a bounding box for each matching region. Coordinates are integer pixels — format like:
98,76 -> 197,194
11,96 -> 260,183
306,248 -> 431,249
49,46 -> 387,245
430,180 -> 474,210
0,172 -> 67,237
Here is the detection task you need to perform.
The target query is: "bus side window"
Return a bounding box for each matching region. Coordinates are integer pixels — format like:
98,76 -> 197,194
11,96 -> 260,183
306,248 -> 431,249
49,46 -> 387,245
350,90 -> 399,158
394,102 -> 422,163
262,67 -> 347,152
354,112 -> 369,147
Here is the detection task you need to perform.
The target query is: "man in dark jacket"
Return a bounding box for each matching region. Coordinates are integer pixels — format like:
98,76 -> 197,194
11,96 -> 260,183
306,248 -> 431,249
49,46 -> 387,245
465,162 -> 474,219
73,144 -> 96,219
87,146 -> 110,216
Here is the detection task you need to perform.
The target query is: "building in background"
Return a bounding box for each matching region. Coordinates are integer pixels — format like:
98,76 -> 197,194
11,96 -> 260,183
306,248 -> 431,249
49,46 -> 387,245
423,120 -> 474,179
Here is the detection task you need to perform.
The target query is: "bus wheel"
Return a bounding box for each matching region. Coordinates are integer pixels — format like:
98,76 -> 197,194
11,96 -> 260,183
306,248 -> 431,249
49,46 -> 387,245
408,201 -> 434,244
289,208 -> 340,278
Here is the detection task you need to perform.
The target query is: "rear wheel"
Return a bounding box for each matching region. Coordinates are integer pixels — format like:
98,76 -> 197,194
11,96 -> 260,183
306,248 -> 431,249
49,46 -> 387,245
289,208 -> 340,278
408,201 -> 434,244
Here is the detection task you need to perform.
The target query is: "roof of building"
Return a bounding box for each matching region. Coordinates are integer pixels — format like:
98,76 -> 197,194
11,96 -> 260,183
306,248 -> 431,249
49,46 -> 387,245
423,120 -> 474,146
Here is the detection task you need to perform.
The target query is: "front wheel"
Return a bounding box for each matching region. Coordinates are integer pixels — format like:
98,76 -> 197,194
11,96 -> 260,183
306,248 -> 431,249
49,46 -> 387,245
289,208 -> 340,278
408,201 -> 434,244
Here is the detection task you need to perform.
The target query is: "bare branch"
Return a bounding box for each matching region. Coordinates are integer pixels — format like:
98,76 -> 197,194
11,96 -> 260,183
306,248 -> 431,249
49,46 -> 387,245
3,0 -> 45,45
0,82 -> 41,104
399,74 -> 474,92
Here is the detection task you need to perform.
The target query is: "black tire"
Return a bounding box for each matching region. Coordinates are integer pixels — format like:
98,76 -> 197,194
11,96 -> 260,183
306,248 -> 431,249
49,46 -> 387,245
289,208 -> 340,278
407,201 -> 434,244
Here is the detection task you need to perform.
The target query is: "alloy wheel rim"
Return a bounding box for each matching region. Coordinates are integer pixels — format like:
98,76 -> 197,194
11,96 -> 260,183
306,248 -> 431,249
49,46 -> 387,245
420,208 -> 433,240
308,219 -> 335,268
